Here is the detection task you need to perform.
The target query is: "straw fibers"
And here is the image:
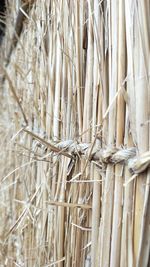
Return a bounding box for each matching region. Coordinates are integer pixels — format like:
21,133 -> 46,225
0,0 -> 150,266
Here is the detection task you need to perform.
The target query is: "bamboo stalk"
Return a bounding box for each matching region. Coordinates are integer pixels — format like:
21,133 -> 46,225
110,1 -> 126,266
135,2 -> 150,266
132,2 -> 149,265
99,0 -> 116,266
90,1 -> 102,266
75,0 -> 83,136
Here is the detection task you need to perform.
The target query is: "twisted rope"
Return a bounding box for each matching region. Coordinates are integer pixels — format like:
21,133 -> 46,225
24,129 -> 150,175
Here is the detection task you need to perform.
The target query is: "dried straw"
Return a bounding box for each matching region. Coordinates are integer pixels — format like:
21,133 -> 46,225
0,0 -> 150,266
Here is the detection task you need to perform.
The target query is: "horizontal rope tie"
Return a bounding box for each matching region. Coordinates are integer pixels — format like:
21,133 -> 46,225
56,141 -> 150,175
23,129 -> 150,175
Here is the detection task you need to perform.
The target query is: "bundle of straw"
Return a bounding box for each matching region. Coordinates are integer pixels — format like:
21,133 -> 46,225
0,0 -> 149,266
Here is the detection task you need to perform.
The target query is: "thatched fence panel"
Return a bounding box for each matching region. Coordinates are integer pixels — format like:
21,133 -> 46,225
0,0 -> 150,266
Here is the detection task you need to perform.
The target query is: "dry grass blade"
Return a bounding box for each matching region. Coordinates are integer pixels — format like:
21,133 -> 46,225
47,200 -> 92,210
23,128 -> 72,159
1,66 -> 28,124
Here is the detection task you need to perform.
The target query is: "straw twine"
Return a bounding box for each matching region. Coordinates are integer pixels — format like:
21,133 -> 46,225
24,128 -> 150,175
